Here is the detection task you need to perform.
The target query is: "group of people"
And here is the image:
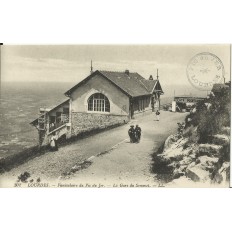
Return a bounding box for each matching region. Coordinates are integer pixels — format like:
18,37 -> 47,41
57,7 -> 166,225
128,110 -> 160,143
128,124 -> 142,143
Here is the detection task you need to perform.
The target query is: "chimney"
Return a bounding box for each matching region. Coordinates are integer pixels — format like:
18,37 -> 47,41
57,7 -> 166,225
149,75 -> 153,80
125,70 -> 129,75
90,60 -> 93,74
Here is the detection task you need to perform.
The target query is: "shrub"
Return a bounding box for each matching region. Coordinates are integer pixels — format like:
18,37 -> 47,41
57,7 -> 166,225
176,102 -> 186,112
183,125 -> 199,145
18,171 -> 30,183
184,87 -> 230,143
151,154 -> 174,183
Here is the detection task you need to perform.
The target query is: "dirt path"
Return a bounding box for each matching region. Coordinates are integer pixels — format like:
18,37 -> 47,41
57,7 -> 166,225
0,111 -> 187,187
63,111 -> 187,187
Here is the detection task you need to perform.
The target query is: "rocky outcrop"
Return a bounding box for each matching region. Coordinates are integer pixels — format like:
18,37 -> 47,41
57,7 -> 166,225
163,134 -> 180,152
185,156 -> 219,182
153,125 -> 230,186
197,156 -> 219,169
198,144 -> 223,157
212,162 -> 230,184
186,165 -> 212,182
211,134 -> 230,146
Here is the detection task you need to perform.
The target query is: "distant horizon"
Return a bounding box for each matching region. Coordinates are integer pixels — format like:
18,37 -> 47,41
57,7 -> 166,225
1,81 -> 209,98
1,45 -> 230,86
1,45 -> 229,99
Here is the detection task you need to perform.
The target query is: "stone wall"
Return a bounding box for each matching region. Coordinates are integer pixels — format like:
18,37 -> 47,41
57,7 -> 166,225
39,124 -> 71,146
134,109 -> 153,119
71,112 -> 129,136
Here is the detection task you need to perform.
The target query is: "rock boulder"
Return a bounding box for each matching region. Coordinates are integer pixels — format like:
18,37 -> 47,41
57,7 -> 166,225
213,162 -> 230,184
198,144 -> 223,157
197,156 -> 219,172
186,165 -> 212,182
163,134 -> 179,152
211,134 -> 230,146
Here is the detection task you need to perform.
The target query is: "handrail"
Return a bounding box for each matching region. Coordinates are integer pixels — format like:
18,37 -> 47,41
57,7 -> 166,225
49,121 -> 67,132
48,123 -> 67,135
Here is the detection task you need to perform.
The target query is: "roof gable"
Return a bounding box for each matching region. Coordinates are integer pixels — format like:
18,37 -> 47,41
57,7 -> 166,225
30,99 -> 69,125
65,70 -> 160,98
153,80 -> 164,93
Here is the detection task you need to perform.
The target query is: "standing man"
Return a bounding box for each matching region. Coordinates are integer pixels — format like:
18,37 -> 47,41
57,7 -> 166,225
128,125 -> 135,143
135,125 -> 142,143
156,110 -> 160,121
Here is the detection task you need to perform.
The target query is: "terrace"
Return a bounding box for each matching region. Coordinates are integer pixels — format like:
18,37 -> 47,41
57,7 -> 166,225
48,113 -> 70,133
30,99 -> 70,134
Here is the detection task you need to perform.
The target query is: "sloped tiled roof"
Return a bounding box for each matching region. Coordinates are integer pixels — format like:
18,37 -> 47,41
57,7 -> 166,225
140,79 -> 158,93
65,70 -> 161,97
30,99 -> 69,125
99,70 -> 157,97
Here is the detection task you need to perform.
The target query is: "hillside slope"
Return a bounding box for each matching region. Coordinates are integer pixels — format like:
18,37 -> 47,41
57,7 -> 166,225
152,84 -> 230,187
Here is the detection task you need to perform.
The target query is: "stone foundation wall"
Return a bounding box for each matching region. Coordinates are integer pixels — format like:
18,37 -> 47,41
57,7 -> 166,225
133,109 -> 153,119
71,112 -> 129,136
39,124 -> 71,146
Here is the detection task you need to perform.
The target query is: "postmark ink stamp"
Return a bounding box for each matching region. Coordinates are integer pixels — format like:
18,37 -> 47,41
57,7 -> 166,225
186,52 -> 225,91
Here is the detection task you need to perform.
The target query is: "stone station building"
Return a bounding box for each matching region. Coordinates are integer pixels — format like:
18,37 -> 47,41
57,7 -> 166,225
30,70 -> 164,146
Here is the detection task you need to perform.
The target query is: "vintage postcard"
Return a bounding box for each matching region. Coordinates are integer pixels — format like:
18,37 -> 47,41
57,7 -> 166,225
0,44 -> 230,188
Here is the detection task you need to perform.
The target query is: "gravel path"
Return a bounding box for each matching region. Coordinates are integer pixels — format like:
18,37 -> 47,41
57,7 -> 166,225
63,111 -> 187,187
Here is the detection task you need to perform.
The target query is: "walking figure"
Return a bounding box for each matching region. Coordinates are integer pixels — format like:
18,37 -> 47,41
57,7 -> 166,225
128,125 -> 135,143
135,124 -> 142,143
156,110 -> 160,121
50,132 -> 58,151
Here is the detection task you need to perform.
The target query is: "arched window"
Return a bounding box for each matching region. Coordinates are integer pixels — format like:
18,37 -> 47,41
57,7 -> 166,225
88,93 -> 110,112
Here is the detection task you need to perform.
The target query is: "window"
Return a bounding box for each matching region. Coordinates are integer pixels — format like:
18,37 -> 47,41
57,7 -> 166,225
88,93 -> 110,112
56,112 -> 62,123
63,107 -> 69,114
49,116 -> 56,124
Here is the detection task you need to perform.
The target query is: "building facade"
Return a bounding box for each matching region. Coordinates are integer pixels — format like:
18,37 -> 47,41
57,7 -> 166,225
172,95 -> 206,112
31,70 -> 163,146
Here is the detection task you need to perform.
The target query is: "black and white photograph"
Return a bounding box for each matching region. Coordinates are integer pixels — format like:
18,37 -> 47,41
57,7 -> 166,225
0,44 -> 230,188
1,1 -> 232,232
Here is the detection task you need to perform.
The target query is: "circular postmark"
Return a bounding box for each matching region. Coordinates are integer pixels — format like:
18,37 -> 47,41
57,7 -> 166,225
186,52 -> 225,91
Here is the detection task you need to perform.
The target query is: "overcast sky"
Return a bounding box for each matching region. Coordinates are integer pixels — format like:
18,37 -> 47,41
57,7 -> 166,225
1,45 -> 230,90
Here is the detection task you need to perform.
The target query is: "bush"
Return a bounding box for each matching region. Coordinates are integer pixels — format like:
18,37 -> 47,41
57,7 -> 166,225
176,102 -> 186,112
183,125 -> 199,144
18,171 -> 30,183
151,154 -> 174,183
185,87 -> 230,143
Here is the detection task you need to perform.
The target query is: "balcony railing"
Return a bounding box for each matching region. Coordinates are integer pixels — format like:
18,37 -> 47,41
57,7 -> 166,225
49,121 -> 66,132
49,114 -> 69,132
